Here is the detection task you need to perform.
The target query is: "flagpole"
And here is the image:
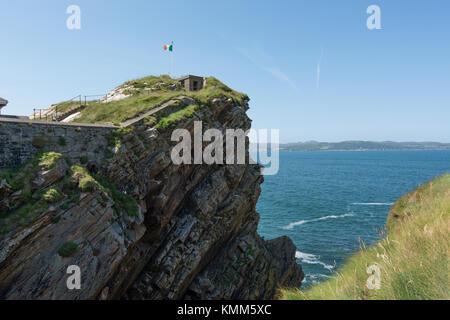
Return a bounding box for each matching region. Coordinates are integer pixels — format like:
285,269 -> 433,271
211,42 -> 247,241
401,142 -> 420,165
171,41 -> 174,77
165,41 -> 174,77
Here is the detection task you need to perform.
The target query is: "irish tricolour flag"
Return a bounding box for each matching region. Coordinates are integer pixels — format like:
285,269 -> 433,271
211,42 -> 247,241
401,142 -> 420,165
163,42 -> 173,52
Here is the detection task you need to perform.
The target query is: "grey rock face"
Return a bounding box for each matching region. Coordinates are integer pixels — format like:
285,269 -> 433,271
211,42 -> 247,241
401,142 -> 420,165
0,97 -> 303,300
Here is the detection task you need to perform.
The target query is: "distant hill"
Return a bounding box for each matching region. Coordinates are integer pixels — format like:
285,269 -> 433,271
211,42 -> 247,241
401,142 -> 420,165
279,141 -> 450,151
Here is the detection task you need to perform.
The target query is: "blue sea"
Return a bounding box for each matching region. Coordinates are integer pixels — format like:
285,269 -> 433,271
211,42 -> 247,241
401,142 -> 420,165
256,150 -> 450,287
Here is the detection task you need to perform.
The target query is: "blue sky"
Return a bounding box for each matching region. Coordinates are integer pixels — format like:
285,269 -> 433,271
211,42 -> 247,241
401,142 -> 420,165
1,0 -> 449,143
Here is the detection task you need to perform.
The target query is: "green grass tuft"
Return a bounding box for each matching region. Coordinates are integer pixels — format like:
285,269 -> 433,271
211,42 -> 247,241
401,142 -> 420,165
58,242 -> 78,257
71,165 -> 96,192
43,188 -> 63,203
38,152 -> 63,170
155,104 -> 199,129
108,127 -> 134,150
92,174 -> 139,217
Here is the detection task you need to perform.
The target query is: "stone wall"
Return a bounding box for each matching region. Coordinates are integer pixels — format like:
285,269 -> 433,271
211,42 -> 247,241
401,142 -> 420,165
0,119 -> 116,169
0,95 -> 195,169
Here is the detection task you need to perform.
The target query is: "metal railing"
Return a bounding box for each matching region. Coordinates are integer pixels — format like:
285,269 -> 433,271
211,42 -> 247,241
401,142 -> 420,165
83,94 -> 106,105
32,93 -> 107,122
32,108 -> 48,121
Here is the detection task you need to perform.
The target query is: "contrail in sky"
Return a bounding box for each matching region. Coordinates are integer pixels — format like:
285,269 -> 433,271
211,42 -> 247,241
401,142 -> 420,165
234,45 -> 299,91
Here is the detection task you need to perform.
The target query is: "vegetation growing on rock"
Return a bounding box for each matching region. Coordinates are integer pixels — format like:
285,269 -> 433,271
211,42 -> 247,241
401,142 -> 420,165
38,152 -> 63,170
0,151 -> 139,237
0,152 -> 66,235
123,74 -> 181,91
43,188 -> 63,203
58,242 -> 79,257
155,104 -> 199,129
108,127 -> 134,150
0,152 -> 61,189
72,76 -> 248,125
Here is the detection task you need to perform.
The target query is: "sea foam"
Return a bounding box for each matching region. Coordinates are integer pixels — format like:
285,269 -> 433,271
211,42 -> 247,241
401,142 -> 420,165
283,213 -> 355,230
295,251 -> 334,271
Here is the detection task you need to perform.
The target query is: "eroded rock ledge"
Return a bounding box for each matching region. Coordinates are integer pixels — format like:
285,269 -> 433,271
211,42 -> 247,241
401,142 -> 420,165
0,95 -> 303,300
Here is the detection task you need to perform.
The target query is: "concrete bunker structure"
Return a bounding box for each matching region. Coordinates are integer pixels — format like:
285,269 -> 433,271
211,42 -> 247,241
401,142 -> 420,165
0,97 -> 8,115
178,75 -> 205,92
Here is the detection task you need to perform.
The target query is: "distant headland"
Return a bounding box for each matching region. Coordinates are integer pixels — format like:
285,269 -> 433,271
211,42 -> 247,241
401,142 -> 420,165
279,141 -> 450,151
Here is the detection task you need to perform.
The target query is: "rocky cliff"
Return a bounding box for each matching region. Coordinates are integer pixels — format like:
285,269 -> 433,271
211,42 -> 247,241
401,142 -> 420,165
0,77 -> 303,300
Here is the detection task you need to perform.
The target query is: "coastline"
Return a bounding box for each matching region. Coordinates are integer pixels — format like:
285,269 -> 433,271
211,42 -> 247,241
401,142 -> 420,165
278,148 -> 450,152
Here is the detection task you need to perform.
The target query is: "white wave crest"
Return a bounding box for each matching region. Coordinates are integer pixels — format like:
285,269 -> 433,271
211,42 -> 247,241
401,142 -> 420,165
283,213 -> 355,230
302,273 -> 333,283
295,251 -> 334,271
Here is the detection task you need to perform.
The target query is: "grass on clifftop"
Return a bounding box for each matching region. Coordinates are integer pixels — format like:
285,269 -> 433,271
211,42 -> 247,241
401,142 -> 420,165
73,76 -> 248,125
123,74 -> 181,90
154,104 -> 199,129
280,174 -> 450,300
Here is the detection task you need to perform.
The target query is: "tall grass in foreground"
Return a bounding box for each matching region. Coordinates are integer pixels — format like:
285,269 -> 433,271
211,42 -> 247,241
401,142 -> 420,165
280,174 -> 450,300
